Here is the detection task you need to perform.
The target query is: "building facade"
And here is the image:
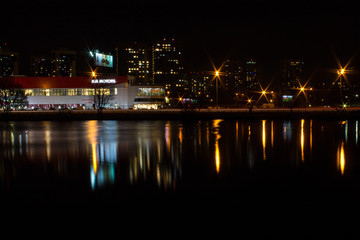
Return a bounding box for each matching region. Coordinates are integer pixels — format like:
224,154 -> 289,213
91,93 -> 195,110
115,42 -> 152,85
0,44 -> 19,76
281,59 -> 304,90
152,38 -> 184,93
13,76 -> 165,110
30,49 -> 76,77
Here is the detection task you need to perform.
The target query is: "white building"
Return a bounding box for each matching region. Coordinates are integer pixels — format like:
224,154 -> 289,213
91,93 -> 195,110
13,76 -> 165,110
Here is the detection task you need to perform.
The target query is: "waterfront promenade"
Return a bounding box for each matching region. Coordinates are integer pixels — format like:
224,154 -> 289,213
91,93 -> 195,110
2,107 -> 360,121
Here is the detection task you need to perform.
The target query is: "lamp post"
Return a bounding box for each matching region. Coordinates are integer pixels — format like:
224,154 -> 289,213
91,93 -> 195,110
337,68 -> 345,104
215,71 -> 219,108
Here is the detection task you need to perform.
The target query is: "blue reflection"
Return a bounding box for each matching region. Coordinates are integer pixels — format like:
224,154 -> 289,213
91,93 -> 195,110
283,121 -> 292,141
86,121 -> 118,190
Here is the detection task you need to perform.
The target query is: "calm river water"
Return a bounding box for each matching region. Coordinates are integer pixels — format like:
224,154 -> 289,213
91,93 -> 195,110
1,119 -> 360,207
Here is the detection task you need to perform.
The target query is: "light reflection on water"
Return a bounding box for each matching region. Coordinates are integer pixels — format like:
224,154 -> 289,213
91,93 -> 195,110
0,119 -> 359,201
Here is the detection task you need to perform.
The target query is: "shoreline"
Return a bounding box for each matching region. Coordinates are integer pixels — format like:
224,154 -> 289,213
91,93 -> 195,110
1,108 -> 360,121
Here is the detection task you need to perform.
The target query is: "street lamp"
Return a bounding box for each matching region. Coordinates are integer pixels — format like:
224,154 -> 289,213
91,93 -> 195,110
215,71 -> 219,108
337,68 -> 346,104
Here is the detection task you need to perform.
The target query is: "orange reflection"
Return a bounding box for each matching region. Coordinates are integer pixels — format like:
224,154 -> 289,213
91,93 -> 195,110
262,120 -> 266,160
248,125 -> 251,141
92,144 -> 98,174
86,121 -> 98,174
179,124 -> 183,144
45,129 -> 51,161
213,119 -> 222,174
337,141 -> 345,175
271,120 -> 274,148
165,121 -> 171,154
301,119 -> 304,162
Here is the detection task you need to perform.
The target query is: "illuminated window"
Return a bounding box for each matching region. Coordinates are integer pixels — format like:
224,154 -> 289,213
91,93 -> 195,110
68,89 -> 75,96
25,89 -> 34,96
82,89 -> 95,96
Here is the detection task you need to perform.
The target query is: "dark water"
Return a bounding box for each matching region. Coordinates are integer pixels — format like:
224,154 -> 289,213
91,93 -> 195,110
1,119 -> 360,208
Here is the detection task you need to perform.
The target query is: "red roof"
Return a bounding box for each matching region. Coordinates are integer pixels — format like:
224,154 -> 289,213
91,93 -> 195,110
13,76 -> 128,88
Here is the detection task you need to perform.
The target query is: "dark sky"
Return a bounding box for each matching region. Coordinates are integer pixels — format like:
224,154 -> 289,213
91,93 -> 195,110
2,0 -> 360,79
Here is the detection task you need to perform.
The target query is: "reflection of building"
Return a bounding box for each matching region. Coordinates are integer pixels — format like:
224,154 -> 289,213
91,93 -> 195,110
129,121 -> 182,190
13,76 -> 165,109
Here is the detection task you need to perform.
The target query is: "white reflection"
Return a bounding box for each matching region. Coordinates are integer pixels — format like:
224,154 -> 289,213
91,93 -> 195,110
356,120 -> 358,145
345,120 -> 348,143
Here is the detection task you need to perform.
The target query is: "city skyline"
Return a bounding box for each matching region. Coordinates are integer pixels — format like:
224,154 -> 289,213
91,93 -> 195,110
2,0 -> 360,76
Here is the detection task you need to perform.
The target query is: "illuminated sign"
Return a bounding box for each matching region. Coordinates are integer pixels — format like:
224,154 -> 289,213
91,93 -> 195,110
282,95 -> 293,102
95,53 -> 113,68
91,79 -> 116,84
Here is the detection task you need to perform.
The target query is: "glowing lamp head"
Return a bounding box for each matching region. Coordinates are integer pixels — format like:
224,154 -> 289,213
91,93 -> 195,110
339,68 -> 345,75
215,71 -> 219,77
301,87 -> 304,91
262,91 -> 266,95
92,71 -> 96,77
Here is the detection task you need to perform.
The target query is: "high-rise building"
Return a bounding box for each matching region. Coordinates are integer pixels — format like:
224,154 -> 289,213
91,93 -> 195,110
244,59 -> 259,91
222,59 -> 260,92
189,71 -> 211,98
115,42 -> 151,85
152,38 -> 184,93
30,49 -> 77,77
281,59 -> 304,90
223,59 -> 243,90
30,56 -> 52,77
0,43 -> 19,76
51,49 -> 76,77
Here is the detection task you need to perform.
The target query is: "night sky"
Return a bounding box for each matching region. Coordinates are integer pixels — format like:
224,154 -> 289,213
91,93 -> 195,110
2,0 -> 360,81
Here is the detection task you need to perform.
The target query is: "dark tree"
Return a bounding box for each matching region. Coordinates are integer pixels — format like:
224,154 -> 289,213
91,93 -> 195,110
90,80 -> 115,113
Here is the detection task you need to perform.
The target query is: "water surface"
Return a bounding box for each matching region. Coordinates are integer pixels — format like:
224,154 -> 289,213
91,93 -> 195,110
1,119 -> 360,206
